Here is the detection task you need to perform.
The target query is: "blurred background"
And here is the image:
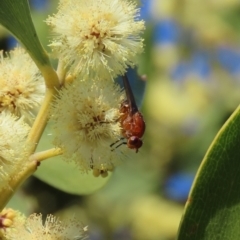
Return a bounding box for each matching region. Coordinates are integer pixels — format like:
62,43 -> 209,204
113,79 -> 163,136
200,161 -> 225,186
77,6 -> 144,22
1,0 -> 240,239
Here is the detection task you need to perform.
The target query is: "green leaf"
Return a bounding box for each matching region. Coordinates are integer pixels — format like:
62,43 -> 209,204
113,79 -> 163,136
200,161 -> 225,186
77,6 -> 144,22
34,123 -> 111,195
0,0 -> 50,67
177,105 -> 240,240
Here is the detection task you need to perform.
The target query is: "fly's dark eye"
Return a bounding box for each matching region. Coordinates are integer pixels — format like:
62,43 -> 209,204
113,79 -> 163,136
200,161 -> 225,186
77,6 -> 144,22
128,136 -> 142,149
129,136 -> 138,144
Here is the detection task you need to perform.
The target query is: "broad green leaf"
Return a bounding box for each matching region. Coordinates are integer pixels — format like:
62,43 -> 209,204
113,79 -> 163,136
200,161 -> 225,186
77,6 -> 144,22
177,104 -> 240,240
0,0 -> 51,67
34,123 -> 111,195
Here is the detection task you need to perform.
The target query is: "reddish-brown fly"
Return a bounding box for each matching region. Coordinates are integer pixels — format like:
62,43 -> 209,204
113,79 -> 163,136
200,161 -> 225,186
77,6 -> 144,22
119,74 -> 146,153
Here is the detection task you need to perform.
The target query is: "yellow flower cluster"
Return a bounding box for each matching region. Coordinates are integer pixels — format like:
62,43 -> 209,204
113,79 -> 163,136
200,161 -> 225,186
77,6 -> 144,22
46,0 -> 145,80
0,47 -> 44,190
51,79 -> 124,173
0,112 -> 30,191
47,0 -> 145,175
1,209 -> 88,240
0,48 -> 45,123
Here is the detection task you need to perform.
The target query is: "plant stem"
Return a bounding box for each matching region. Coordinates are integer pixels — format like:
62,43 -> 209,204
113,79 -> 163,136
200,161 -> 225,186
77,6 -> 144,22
26,63 -> 61,153
0,160 -> 38,211
27,88 -> 57,153
39,64 -> 60,89
57,59 -> 67,85
30,148 -> 63,162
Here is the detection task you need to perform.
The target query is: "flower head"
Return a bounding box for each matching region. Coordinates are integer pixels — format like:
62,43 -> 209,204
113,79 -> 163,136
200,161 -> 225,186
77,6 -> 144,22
5,213 -> 88,240
51,77 -> 126,172
0,208 -> 26,238
46,0 -> 145,79
92,163 -> 114,178
0,47 -> 45,122
0,112 -> 30,191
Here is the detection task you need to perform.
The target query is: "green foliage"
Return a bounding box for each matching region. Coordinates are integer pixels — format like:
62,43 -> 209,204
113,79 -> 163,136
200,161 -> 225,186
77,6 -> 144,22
177,105 -> 240,240
0,0 -> 51,67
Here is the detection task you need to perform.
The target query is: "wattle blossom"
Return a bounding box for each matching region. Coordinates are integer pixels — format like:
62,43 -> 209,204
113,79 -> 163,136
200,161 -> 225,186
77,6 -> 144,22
0,48 -> 45,123
50,77 -> 128,173
46,0 -> 145,79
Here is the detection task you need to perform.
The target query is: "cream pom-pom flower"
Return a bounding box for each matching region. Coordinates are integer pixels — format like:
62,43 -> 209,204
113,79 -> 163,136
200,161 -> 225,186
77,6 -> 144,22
46,0 -> 145,79
0,48 -> 45,122
0,112 -> 31,191
51,77 -> 127,172
4,212 -> 88,240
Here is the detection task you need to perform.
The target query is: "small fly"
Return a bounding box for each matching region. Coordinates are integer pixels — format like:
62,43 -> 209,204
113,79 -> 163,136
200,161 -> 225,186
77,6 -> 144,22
111,73 -> 146,153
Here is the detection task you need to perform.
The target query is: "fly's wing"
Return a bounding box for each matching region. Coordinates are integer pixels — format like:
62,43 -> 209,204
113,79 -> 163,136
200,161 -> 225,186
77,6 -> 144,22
115,67 -> 147,109
122,74 -> 138,114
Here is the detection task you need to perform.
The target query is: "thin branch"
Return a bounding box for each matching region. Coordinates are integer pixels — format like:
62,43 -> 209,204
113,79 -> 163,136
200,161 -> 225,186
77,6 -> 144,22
30,148 -> 63,162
